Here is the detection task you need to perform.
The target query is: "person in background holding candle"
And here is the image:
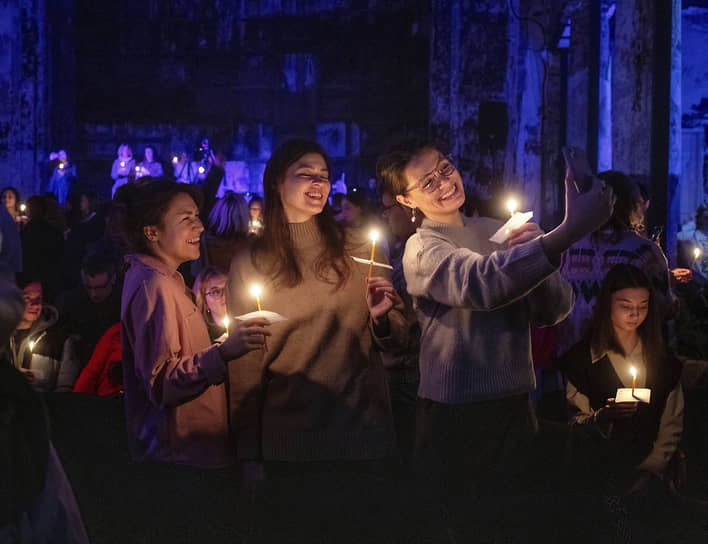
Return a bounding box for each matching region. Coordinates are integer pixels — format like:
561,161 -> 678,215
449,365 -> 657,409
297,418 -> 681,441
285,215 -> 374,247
111,143 -> 136,199
5,276 -> 82,392
559,264 -> 683,499
139,146 -> 165,179
557,171 -> 673,359
375,139 -> 611,509
193,266 -> 229,342
247,195 -> 265,236
226,139 -> 406,505
111,179 -> 270,467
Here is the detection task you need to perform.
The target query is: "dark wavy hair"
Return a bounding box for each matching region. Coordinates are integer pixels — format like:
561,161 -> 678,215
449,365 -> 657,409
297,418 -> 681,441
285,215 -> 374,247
110,178 -> 203,256
252,139 -> 349,289
595,171 -> 643,242
590,264 -> 666,372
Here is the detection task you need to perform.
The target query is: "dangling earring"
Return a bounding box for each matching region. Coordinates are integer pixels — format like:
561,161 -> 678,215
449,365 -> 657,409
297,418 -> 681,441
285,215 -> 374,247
411,207 -> 417,223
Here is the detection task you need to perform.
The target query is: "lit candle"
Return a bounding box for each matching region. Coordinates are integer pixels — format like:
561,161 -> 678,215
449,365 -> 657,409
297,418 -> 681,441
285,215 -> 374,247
507,198 -> 518,217
58,163 -> 64,170
20,204 -> 26,213
172,156 -> 179,164
694,247 -> 702,260
29,340 -> 35,352
135,166 -> 140,172
120,161 -> 125,167
630,366 -> 637,395
251,285 -> 262,311
198,166 -> 205,174
367,230 -> 379,280
223,316 -> 230,335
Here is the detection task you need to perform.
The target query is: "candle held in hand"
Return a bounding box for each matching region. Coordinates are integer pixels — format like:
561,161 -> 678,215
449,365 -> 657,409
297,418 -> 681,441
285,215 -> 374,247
223,317 -> 230,335
507,198 -> 518,217
694,247 -> 702,260
367,230 -> 379,280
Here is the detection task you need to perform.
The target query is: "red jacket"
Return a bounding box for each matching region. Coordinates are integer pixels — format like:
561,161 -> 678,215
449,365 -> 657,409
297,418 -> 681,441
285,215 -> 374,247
73,323 -> 122,397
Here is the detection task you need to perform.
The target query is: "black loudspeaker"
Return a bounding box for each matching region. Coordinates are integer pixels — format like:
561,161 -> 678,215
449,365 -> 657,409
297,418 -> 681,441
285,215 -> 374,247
478,101 -> 508,151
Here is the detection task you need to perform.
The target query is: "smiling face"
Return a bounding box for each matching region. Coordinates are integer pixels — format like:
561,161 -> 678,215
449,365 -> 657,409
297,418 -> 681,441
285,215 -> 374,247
279,153 -> 330,223
396,147 -> 465,225
611,287 -> 650,336
144,192 -> 203,269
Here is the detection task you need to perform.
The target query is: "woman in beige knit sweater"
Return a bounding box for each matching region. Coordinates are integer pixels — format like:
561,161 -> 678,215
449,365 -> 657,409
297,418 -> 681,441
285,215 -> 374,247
226,139 -> 407,497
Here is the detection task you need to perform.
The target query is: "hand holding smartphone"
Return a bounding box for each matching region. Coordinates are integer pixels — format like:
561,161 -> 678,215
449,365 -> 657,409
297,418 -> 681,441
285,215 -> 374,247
562,146 -> 594,194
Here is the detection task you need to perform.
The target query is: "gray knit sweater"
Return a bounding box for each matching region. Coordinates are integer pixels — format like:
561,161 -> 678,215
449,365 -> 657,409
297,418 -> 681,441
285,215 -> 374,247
403,215 -> 574,403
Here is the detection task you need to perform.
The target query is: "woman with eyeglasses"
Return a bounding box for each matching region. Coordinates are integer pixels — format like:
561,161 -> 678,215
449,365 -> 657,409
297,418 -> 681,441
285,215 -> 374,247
226,139 -> 406,503
193,266 -> 229,342
375,140 -> 615,505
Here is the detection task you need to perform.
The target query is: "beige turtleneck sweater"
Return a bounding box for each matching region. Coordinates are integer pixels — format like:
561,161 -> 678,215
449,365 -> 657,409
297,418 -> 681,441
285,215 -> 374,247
226,218 -> 405,461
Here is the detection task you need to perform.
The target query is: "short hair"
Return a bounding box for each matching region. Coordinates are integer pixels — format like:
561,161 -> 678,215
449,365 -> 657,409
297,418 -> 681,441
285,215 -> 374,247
376,139 -> 448,197
208,191 -> 250,238
110,178 -> 203,255
81,249 -> 116,278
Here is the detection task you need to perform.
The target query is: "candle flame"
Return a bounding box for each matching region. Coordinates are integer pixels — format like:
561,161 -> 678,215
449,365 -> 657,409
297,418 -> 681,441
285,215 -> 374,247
135,166 -> 140,172
198,166 -> 205,174
172,156 -> 179,164
58,163 -> 64,169
507,198 -> 518,216
223,317 -> 230,328
20,204 -> 26,212
630,366 -> 637,379
29,340 -> 35,351
694,247 -> 702,259
120,161 -> 125,167
250,285 -> 262,298
370,230 -> 379,243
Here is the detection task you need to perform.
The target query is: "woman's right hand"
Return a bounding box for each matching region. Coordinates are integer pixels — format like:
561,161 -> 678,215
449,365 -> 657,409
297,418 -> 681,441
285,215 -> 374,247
561,172 -> 615,243
595,398 -> 638,424
218,317 -> 271,360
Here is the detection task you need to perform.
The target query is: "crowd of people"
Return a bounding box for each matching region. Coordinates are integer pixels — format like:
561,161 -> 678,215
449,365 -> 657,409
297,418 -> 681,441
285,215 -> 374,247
1,138 -> 707,541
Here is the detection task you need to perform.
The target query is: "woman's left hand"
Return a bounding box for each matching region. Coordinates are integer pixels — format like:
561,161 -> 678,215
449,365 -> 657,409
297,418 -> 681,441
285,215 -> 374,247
366,276 -> 401,322
507,222 -> 544,246
623,470 -> 652,496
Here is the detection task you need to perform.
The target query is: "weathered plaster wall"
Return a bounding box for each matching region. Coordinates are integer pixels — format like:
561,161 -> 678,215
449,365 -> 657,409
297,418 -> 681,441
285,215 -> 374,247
0,0 -> 48,198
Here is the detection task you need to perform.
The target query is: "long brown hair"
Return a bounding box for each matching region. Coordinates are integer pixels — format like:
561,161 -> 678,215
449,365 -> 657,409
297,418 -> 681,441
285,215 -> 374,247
252,139 -> 349,289
589,264 -> 666,372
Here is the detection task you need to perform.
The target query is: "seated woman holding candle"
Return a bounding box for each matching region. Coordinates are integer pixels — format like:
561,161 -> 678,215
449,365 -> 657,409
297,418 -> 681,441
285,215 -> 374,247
375,140 -> 614,500
111,178 -> 270,467
559,264 -> 683,495
193,266 -> 229,342
226,139 -> 406,482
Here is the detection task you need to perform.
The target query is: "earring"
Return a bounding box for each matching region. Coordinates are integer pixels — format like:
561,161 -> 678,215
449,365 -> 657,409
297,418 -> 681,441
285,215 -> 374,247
411,207 -> 416,223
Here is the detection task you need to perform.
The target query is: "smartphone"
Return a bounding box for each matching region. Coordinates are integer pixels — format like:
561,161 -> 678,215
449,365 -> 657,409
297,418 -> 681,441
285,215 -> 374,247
562,146 -> 594,194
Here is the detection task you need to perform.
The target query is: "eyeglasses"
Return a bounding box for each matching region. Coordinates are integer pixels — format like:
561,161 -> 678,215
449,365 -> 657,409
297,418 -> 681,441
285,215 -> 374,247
407,158 -> 457,195
205,287 -> 226,298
